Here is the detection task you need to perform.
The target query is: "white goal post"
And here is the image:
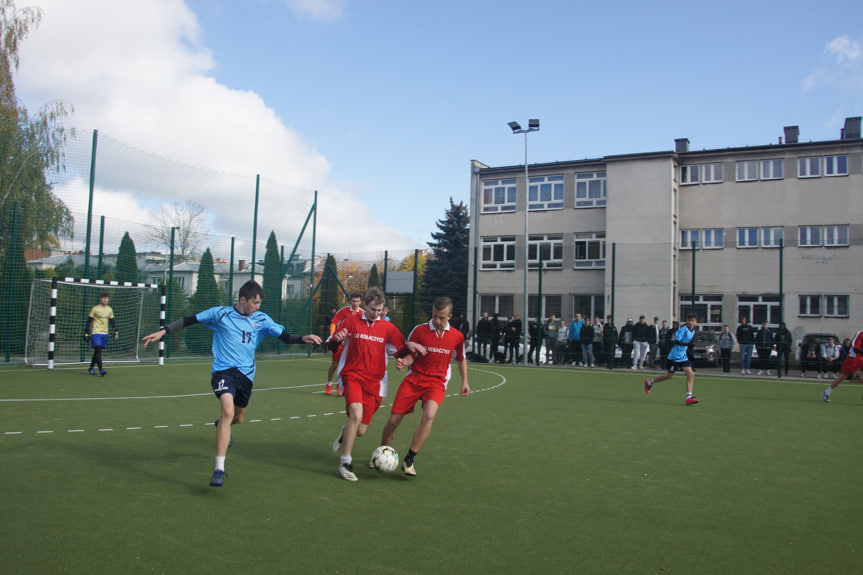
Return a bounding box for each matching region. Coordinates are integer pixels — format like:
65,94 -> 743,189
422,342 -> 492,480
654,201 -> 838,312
25,277 -> 167,369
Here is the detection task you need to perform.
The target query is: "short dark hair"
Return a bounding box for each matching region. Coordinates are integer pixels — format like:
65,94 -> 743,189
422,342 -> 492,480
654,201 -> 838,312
433,296 -> 453,313
685,313 -> 698,321
99,292 -> 110,299
349,292 -> 363,300
364,287 -> 385,307
239,280 -> 265,301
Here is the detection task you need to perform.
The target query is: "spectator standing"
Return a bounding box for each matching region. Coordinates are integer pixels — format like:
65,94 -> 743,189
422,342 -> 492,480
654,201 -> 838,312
592,317 -> 604,360
658,320 -> 673,365
476,312 -> 492,360
618,318 -> 634,368
602,316 -> 618,368
647,316 -> 660,366
555,319 -> 569,364
544,314 -> 562,364
580,320 -> 595,368
490,313 -> 502,363
631,315 -> 650,369
505,314 -> 522,364
755,322 -> 774,375
736,317 -> 756,374
774,322 -> 793,377
718,325 -> 735,373
568,314 -> 585,366
527,321 -> 542,364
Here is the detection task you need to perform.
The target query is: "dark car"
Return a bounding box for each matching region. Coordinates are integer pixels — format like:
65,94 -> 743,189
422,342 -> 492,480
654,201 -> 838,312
691,331 -> 720,367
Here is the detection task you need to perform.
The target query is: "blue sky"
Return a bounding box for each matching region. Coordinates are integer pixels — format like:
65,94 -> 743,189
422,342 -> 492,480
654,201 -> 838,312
16,0 -> 863,256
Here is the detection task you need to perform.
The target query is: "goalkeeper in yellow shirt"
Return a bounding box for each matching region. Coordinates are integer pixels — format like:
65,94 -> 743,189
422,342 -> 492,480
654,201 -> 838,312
84,292 -> 118,376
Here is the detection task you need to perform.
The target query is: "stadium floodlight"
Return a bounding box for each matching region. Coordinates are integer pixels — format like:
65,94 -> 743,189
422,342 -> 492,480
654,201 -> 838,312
509,118 -> 540,365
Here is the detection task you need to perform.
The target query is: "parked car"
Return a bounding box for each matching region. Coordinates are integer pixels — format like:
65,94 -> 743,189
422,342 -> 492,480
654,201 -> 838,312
797,333 -> 840,361
691,331 -> 720,367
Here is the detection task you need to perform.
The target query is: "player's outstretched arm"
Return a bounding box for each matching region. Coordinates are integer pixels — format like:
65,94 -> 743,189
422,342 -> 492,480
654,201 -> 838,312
300,334 -> 322,345
457,358 -> 470,395
142,316 -> 199,348
141,330 -> 164,348
405,341 -> 427,356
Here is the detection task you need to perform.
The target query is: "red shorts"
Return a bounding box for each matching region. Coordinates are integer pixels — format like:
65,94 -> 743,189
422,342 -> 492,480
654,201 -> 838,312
331,343 -> 345,363
391,374 -> 445,415
341,375 -> 383,425
840,355 -> 863,376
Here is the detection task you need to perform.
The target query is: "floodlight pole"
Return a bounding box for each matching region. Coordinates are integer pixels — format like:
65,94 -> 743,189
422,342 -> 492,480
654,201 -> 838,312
509,119 -> 540,366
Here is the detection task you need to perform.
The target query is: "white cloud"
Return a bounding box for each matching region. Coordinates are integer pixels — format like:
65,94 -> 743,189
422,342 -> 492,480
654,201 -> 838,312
825,36 -> 862,66
15,0 -> 415,258
803,35 -> 863,94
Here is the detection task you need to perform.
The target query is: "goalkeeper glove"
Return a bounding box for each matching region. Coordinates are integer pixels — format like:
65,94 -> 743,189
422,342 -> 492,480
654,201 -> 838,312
83,333 -> 90,342
114,331 -> 119,341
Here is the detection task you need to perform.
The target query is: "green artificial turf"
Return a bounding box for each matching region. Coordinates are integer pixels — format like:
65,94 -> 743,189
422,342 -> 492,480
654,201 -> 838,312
1,358 -> 861,574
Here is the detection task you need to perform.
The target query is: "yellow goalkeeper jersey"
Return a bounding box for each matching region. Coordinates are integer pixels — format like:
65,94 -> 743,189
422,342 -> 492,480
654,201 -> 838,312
88,304 -> 115,335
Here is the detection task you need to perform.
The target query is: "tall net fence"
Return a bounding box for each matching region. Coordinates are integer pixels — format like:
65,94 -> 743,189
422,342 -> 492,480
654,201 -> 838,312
2,127 -> 424,365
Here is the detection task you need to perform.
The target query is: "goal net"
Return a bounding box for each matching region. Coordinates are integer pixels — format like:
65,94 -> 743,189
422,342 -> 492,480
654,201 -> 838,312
25,278 -> 166,368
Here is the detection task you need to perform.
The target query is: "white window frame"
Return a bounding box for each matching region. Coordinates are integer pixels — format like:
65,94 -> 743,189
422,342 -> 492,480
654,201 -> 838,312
737,227 -> 759,248
798,157 -> 821,178
798,295 -> 821,317
528,174 -> 564,211
736,160 -> 759,182
481,236 -> 517,270
825,155 -> 848,176
762,227 -> 784,248
798,226 -> 822,247
702,163 -> 724,183
680,165 -> 700,185
481,179 -> 517,213
575,171 -> 607,208
761,159 -> 784,180
680,229 -> 700,249
528,234 -> 564,269
703,228 -> 724,249
824,224 -> 850,246
824,295 -> 849,317
573,232 -> 606,269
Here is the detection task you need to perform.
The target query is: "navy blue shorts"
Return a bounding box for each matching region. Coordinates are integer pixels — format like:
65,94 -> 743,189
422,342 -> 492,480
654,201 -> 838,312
664,358 -> 692,373
211,368 -> 253,408
90,333 -> 108,348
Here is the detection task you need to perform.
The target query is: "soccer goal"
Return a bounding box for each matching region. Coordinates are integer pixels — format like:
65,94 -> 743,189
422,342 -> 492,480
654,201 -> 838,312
25,277 -> 166,369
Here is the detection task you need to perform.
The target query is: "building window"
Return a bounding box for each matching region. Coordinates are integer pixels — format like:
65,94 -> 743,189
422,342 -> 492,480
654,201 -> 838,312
528,234 -> 563,269
529,294 -> 562,321
702,163 -> 724,183
528,175 -> 564,210
482,179 -> 517,213
798,226 -> 822,247
575,172 -> 607,208
824,225 -> 850,246
762,227 -> 784,247
798,157 -> 821,178
825,155 -> 848,176
572,295 -> 604,322
761,159 -> 784,180
680,294 -> 723,331
702,229 -> 724,249
738,295 -> 782,326
736,160 -> 759,182
737,228 -> 759,248
680,229 -> 700,249
824,295 -> 849,317
480,295 -> 514,318
798,295 -> 821,317
573,232 -> 606,268
680,165 -> 700,185
481,236 -> 516,270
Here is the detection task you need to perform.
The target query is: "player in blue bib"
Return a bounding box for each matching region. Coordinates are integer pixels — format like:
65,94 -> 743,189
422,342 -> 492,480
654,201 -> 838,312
643,313 -> 700,405
143,280 -> 321,487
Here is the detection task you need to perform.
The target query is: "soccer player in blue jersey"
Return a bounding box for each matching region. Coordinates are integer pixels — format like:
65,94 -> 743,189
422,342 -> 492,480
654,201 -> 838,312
643,313 -> 700,405
142,280 -> 321,487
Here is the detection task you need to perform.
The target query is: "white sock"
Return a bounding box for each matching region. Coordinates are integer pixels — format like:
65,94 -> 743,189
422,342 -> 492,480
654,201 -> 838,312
825,387 -> 833,396
686,392 -> 693,399
340,454 -> 352,466
215,456 -> 226,472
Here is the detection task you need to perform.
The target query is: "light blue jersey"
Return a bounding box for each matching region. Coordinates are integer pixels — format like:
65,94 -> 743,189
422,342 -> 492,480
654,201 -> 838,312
196,306 -> 284,381
667,324 -> 696,363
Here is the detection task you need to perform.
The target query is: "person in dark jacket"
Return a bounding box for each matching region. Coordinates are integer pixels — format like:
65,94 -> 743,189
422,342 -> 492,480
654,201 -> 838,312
579,320 -> 595,367
774,322 -> 793,376
618,318 -> 634,368
602,316 -> 618,368
736,317 -> 756,374
631,315 -> 651,369
754,322 -> 774,375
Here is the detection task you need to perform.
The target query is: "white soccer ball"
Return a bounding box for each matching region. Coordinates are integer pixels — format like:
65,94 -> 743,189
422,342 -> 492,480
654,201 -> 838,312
371,445 -> 399,473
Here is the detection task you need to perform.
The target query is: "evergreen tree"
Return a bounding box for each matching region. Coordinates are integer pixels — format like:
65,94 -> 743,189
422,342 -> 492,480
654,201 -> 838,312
184,248 -> 219,354
317,253 -> 340,333
368,264 -> 381,288
262,231 -> 281,320
116,232 -> 138,283
420,198 -> 470,316
0,200 -> 32,355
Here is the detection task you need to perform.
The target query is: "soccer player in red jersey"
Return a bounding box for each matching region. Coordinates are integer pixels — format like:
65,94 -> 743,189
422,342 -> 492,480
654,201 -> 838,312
381,296 -> 470,477
328,287 -> 422,481
822,329 -> 863,402
325,292 -> 363,396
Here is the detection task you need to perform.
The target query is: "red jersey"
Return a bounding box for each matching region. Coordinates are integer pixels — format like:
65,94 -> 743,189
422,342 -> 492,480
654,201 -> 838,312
336,311 -> 406,396
847,330 -> 863,358
404,320 -> 465,390
330,305 -> 363,334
